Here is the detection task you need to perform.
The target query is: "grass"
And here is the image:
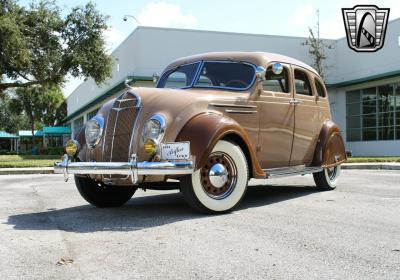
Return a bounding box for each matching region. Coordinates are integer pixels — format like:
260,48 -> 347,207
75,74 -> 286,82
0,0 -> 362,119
346,157 -> 400,163
0,155 -> 61,168
1,155 -> 399,168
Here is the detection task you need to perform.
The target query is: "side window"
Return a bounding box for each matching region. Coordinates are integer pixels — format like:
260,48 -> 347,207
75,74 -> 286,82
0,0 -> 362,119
164,72 -> 187,89
314,78 -> 327,97
294,69 -> 312,96
160,62 -> 200,89
263,66 -> 289,93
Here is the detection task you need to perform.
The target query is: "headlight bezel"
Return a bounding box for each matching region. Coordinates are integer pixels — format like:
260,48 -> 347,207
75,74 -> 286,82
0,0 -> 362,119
142,114 -> 166,144
85,115 -> 104,149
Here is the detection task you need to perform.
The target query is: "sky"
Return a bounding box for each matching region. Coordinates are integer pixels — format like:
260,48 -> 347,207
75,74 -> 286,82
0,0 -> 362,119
20,0 -> 400,96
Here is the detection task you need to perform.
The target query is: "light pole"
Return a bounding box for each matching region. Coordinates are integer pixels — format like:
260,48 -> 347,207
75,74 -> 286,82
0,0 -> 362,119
123,15 -> 141,26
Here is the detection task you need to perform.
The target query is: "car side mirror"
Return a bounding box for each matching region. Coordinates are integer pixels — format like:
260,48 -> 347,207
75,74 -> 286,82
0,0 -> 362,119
271,63 -> 283,75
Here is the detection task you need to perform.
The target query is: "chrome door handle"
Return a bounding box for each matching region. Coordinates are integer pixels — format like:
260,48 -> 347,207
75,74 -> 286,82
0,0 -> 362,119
289,99 -> 304,105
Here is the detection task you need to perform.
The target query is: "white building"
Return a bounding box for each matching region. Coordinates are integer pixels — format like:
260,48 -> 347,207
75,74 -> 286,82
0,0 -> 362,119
66,20 -> 400,156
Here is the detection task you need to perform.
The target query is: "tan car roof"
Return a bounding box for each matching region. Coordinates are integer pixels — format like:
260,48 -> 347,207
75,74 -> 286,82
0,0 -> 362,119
165,51 -> 319,75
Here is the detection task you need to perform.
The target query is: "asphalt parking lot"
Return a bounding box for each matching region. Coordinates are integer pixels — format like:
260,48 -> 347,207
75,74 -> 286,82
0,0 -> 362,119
0,170 -> 399,280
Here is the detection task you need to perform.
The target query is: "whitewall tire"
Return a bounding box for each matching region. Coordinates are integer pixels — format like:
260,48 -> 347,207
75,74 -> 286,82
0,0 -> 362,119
313,165 -> 341,190
180,140 -> 249,213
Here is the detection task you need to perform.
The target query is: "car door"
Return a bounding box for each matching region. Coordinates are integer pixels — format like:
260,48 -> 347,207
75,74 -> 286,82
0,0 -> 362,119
257,63 -> 294,168
290,67 -> 322,166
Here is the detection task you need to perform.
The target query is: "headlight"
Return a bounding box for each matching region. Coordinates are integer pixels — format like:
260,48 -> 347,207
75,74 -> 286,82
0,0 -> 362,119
85,115 -> 104,149
142,114 -> 166,154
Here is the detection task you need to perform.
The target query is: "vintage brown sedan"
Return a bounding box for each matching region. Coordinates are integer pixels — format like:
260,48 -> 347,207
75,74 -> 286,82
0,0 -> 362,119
55,52 -> 346,213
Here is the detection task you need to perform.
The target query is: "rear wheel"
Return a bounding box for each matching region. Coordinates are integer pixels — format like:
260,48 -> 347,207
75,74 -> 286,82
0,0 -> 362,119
74,175 -> 136,207
180,140 -> 248,214
313,165 -> 341,190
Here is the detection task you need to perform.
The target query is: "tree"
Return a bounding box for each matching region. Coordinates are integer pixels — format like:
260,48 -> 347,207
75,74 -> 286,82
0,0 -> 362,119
40,86 -> 66,127
0,0 -> 113,91
8,85 -> 66,143
302,9 -> 334,79
0,94 -> 29,133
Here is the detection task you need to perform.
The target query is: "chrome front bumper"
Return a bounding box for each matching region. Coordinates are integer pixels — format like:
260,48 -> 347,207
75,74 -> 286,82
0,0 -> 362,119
54,154 -> 194,184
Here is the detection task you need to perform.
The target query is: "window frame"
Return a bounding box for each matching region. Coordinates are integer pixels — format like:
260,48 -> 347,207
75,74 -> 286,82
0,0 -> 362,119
314,77 -> 327,98
156,61 -> 201,89
293,67 -> 314,97
346,83 -> 400,142
157,60 -> 258,92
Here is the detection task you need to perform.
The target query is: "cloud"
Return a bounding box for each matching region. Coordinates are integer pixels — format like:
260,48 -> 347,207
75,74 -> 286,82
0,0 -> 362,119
289,4 -> 315,26
137,1 -> 198,28
103,27 -> 124,51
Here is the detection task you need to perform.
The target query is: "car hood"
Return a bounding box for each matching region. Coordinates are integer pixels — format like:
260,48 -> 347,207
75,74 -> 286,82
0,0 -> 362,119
130,87 -> 248,141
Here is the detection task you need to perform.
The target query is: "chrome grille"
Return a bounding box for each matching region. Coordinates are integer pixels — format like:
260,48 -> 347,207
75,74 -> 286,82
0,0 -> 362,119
103,91 -> 141,163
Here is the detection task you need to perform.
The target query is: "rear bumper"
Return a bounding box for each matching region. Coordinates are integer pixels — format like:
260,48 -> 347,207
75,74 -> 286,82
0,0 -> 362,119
54,154 -> 194,183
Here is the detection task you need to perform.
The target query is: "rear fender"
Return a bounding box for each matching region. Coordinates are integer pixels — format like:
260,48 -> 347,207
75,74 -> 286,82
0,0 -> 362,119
312,120 -> 347,168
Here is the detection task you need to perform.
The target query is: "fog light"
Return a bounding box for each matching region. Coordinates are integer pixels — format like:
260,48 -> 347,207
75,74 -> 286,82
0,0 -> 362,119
144,139 -> 158,155
65,140 -> 79,157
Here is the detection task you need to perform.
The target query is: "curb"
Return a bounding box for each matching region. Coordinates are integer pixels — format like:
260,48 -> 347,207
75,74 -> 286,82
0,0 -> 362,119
342,163 -> 400,170
0,167 -> 54,175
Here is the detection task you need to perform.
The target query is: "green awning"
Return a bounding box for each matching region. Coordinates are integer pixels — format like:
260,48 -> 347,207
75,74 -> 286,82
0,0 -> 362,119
43,126 -> 71,135
0,131 -> 18,138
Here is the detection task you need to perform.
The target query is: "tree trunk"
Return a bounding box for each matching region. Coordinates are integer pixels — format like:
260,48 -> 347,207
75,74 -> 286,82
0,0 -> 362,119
30,114 -> 36,148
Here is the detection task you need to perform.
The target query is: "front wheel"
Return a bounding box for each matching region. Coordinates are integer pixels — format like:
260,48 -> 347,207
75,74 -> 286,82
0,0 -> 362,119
313,165 -> 341,190
74,175 -> 136,207
180,140 -> 249,214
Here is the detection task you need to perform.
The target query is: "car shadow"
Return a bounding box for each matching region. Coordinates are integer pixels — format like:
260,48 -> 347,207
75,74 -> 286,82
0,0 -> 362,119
5,184 -> 317,233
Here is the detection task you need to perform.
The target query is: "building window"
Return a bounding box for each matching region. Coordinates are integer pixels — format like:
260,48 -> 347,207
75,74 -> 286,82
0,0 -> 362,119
73,117 -> 84,136
346,83 -> 399,141
87,108 -> 99,121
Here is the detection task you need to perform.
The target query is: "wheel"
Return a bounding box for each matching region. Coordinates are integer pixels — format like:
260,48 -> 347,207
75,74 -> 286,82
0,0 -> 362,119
180,140 -> 248,213
313,165 -> 341,190
74,175 -> 136,207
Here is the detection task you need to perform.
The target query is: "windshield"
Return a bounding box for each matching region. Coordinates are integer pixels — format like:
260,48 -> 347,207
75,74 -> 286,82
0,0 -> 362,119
194,61 -> 255,90
157,61 -> 256,91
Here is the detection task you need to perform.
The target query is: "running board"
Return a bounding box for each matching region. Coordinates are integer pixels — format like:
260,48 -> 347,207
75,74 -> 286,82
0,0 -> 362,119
264,165 -> 323,178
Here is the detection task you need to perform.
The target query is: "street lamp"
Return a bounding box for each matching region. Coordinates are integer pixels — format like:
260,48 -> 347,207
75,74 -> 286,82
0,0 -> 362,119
123,14 -> 141,25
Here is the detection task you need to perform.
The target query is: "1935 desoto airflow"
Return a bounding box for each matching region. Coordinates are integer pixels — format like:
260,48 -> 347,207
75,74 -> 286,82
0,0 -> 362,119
55,52 -> 346,213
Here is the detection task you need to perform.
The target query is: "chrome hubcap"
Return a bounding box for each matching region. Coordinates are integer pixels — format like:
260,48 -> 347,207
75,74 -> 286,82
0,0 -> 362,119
209,163 -> 228,188
200,152 -> 237,199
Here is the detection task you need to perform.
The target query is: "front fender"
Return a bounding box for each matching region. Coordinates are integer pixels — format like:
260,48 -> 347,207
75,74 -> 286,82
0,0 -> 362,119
312,120 -> 347,168
176,113 -> 265,179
